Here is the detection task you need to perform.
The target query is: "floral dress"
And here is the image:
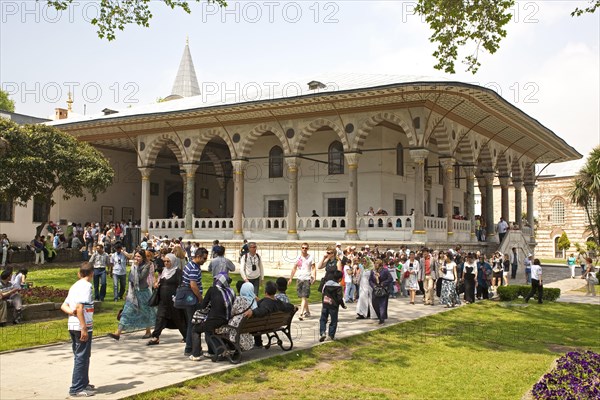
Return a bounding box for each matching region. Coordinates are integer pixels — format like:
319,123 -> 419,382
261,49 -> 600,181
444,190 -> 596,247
215,296 -> 254,351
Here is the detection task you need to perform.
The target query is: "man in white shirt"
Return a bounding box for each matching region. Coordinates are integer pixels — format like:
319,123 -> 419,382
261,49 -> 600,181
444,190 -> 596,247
497,217 -> 509,243
288,243 -> 315,319
239,242 -> 264,295
61,264 -> 95,397
88,244 -> 109,301
109,244 -> 131,301
524,259 -> 543,304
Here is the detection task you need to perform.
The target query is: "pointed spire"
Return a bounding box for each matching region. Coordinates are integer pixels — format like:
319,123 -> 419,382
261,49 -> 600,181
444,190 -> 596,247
67,92 -> 73,112
171,38 -> 201,98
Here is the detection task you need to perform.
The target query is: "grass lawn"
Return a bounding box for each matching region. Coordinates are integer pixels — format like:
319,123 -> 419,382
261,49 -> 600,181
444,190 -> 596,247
0,265 -> 321,352
539,258 -> 568,264
128,301 -> 600,400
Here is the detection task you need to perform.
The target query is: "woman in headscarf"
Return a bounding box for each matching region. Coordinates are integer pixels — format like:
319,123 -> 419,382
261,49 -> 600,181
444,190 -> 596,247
108,250 -> 157,340
356,255 -> 376,319
190,273 -> 236,361
147,253 -> 187,345
215,281 -> 257,351
369,259 -> 393,325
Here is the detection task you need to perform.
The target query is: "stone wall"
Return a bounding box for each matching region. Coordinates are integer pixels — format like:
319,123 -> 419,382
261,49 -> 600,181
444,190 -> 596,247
21,301 -> 102,322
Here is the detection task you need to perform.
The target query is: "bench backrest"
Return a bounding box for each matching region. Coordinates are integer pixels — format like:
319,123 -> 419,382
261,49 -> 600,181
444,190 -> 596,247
238,308 -> 297,335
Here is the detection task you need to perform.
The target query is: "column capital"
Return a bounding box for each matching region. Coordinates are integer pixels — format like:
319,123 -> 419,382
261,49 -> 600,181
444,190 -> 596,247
512,179 -> 524,190
482,171 -> 495,185
524,183 -> 535,194
498,176 -> 510,188
138,167 -> 153,180
284,156 -> 300,170
409,148 -> 429,164
439,157 -> 455,172
343,152 -> 361,168
182,164 -> 199,177
231,159 -> 248,173
463,166 -> 475,179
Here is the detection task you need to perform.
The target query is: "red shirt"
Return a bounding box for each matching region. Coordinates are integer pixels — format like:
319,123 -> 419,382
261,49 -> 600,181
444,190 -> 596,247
424,256 -> 431,275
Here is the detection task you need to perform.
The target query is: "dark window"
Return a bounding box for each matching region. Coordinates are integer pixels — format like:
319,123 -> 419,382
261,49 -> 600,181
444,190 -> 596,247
33,197 -> 47,223
396,143 -> 404,176
328,141 -> 344,175
437,203 -> 444,218
268,200 -> 285,218
0,200 -> 13,222
438,161 -> 443,184
327,197 -> 346,217
395,199 -> 405,216
454,166 -> 460,188
269,146 -> 284,178
453,206 -> 460,216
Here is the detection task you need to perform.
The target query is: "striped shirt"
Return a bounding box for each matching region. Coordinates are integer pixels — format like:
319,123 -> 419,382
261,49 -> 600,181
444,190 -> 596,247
182,260 -> 202,296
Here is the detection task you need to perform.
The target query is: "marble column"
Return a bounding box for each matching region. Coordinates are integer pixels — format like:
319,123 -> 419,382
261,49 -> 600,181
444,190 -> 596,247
465,167 -> 476,240
285,156 -> 299,240
484,172 -> 496,241
513,179 -> 523,229
409,149 -> 429,236
139,167 -> 153,236
232,160 -> 247,240
440,158 -> 455,237
499,176 -> 510,223
344,152 -> 361,241
180,172 -> 187,216
525,184 -> 535,230
183,165 -> 198,239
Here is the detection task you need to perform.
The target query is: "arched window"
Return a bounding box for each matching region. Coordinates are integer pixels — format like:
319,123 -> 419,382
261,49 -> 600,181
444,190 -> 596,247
269,145 -> 284,178
328,141 -> 344,175
551,199 -> 565,225
396,143 -> 404,176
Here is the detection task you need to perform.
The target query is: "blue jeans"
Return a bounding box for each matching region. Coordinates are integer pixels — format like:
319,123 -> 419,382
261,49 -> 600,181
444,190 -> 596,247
93,268 -> 106,301
525,268 -> 531,284
319,307 -> 339,339
69,330 -> 92,395
344,283 -> 355,302
112,274 -> 126,300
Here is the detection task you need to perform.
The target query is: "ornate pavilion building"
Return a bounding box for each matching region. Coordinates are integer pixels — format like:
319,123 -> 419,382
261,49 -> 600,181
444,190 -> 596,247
37,42 -> 581,251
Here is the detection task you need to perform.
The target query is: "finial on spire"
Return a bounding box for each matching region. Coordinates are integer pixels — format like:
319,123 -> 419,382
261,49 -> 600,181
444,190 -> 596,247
67,91 -> 73,112
186,35 -> 189,46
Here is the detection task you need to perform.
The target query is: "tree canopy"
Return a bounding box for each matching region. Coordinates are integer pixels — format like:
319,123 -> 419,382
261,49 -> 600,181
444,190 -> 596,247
0,89 -> 15,112
569,146 -> 600,244
0,119 -> 114,235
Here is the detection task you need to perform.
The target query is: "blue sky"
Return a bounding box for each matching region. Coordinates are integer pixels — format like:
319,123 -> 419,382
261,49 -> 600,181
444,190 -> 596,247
1,1 -> 598,157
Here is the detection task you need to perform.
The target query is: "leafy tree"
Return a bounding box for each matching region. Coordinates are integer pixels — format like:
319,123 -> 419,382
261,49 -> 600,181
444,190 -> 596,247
557,232 -> 571,256
569,146 -> 600,244
47,0 -> 227,41
0,119 -> 114,236
0,89 -> 15,112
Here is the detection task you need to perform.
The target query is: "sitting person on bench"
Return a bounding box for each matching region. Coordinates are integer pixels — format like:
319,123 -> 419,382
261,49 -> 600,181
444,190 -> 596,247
0,269 -> 23,324
215,281 -> 257,351
243,281 -> 295,347
190,273 -> 235,361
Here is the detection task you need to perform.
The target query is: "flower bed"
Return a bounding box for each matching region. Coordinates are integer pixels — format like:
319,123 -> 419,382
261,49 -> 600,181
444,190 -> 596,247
21,286 -> 69,305
532,351 -> 600,399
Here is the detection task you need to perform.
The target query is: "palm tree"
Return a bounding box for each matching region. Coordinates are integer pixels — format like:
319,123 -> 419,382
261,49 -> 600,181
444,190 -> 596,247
570,146 -> 600,244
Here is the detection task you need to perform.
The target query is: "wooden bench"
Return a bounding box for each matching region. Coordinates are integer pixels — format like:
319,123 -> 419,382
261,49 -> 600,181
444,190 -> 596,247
210,306 -> 298,364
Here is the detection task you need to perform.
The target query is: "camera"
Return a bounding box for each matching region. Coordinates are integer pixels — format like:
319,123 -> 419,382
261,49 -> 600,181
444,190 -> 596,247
251,264 -> 257,272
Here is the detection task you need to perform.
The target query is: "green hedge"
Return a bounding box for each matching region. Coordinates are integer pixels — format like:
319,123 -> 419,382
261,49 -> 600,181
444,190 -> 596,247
497,285 -> 561,302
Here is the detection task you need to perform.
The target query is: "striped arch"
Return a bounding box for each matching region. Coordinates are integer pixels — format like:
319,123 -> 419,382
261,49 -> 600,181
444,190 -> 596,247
523,162 -> 536,185
511,156 -> 523,180
294,118 -> 349,153
142,132 -> 186,166
204,150 -> 226,189
477,144 -> 494,171
353,112 -> 416,151
189,127 -> 237,163
453,130 -> 476,164
427,120 -> 452,155
495,153 -> 510,177
239,123 -> 292,158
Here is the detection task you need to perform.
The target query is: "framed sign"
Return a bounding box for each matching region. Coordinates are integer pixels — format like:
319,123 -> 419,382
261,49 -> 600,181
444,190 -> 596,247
200,188 -> 209,199
101,206 -> 114,225
150,182 -> 159,196
122,207 -> 134,222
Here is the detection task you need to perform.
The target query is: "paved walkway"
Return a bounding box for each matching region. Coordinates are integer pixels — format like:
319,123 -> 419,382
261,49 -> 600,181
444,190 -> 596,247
1,276 -> 598,400
546,277 -> 600,305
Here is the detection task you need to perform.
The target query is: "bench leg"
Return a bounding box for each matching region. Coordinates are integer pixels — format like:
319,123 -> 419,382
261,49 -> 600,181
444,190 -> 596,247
279,326 -> 294,351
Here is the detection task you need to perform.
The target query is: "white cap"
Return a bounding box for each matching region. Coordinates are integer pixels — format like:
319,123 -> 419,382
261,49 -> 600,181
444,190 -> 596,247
336,242 -> 342,246
365,245 -> 370,248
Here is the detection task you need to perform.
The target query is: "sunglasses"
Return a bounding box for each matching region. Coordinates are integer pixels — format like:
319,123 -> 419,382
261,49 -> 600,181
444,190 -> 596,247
326,251 -> 332,254
301,247 -> 309,250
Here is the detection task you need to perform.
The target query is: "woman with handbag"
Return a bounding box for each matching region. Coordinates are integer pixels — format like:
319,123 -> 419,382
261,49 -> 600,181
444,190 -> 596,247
147,253 -> 187,345
190,273 -> 235,361
403,251 -> 420,305
108,250 -> 156,340
582,257 -> 597,296
440,252 -> 461,308
369,259 -> 393,324
215,282 -> 257,352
